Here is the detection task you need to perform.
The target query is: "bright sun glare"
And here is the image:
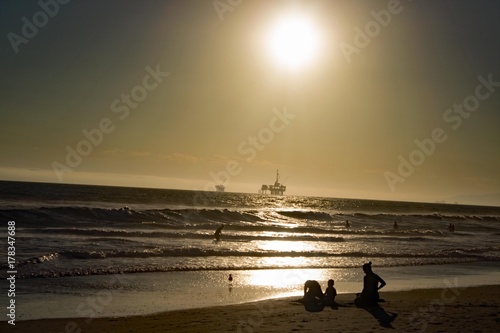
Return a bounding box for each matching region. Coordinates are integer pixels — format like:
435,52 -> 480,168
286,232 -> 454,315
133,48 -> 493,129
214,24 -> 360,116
266,13 -> 321,70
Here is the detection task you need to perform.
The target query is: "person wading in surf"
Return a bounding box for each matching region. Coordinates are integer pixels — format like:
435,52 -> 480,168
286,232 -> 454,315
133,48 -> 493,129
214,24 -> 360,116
214,224 -> 224,241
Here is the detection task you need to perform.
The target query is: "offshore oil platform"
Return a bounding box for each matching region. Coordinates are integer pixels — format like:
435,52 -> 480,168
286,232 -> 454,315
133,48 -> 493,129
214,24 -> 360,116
260,169 -> 286,195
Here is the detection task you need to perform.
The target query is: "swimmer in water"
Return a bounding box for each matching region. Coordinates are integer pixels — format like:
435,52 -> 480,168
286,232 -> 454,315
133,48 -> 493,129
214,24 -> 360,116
214,224 -> 224,241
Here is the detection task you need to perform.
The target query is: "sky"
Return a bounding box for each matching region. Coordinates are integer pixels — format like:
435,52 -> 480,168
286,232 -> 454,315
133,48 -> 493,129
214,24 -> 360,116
1,0 -> 499,205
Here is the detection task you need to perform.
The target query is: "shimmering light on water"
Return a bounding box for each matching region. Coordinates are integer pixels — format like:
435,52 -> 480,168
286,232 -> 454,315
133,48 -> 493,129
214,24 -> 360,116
256,256 -> 311,269
257,240 -> 313,252
239,268 -> 323,288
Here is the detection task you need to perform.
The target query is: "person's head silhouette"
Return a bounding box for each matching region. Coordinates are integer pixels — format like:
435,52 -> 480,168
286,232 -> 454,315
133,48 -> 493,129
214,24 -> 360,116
362,261 -> 373,274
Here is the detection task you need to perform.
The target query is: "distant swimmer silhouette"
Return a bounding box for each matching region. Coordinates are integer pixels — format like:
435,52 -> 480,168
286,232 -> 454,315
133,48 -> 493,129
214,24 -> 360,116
228,274 -> 233,283
119,206 -> 131,213
393,221 -> 398,230
214,224 -> 224,241
355,262 -> 386,307
448,223 -> 455,232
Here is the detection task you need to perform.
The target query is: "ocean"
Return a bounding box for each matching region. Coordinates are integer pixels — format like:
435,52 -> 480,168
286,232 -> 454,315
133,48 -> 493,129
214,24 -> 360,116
1,180 -> 500,320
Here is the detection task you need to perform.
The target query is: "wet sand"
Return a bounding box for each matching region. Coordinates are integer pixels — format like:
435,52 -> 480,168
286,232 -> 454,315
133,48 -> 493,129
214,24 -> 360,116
8,285 -> 500,332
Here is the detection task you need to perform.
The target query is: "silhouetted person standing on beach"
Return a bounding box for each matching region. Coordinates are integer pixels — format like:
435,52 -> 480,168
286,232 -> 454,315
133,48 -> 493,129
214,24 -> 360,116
228,273 -> 233,292
345,220 -> 350,229
393,221 -> 398,230
355,262 -> 386,307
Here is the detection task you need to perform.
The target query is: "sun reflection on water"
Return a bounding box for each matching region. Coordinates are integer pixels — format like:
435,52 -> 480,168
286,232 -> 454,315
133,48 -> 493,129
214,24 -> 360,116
258,240 -> 313,252
242,268 -> 317,288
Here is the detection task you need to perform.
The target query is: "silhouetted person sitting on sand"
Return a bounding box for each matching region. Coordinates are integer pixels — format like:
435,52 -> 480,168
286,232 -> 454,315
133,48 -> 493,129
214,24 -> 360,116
324,279 -> 337,306
304,280 -> 323,300
303,280 -> 324,312
355,261 -> 386,307
214,224 -> 224,241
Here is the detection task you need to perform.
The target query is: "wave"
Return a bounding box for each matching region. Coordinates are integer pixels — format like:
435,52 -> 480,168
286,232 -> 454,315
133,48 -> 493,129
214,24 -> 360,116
15,246 -> 500,264
352,212 -> 500,221
25,227 -> 347,244
16,259 -> 484,279
11,252 -> 499,279
277,210 -> 333,221
0,206 -> 266,226
22,252 -> 60,265
24,225 -> 453,242
2,206 -> 500,228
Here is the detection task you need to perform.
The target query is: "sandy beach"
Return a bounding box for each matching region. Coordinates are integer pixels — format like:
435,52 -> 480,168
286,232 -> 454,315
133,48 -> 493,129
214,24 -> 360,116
8,285 -> 500,333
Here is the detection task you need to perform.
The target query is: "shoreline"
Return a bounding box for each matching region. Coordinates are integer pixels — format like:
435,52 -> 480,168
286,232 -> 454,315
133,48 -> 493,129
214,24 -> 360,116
9,285 -> 500,332
5,261 -> 500,323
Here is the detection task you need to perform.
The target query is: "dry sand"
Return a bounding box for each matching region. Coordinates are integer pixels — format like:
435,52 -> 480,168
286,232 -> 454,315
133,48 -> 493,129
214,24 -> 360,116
7,285 -> 500,332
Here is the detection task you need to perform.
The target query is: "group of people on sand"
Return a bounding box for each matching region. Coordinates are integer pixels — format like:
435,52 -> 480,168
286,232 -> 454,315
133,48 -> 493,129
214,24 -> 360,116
303,261 -> 386,311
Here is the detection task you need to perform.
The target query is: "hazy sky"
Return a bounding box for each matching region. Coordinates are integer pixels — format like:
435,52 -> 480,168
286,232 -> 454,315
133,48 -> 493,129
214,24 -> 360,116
1,0 -> 499,204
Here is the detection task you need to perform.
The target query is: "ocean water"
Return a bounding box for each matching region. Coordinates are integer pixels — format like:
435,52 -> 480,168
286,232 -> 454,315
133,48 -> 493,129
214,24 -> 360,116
1,180 -> 500,320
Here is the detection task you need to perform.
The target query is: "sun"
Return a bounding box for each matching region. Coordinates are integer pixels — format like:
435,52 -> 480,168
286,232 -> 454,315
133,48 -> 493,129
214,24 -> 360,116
266,13 -> 321,70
